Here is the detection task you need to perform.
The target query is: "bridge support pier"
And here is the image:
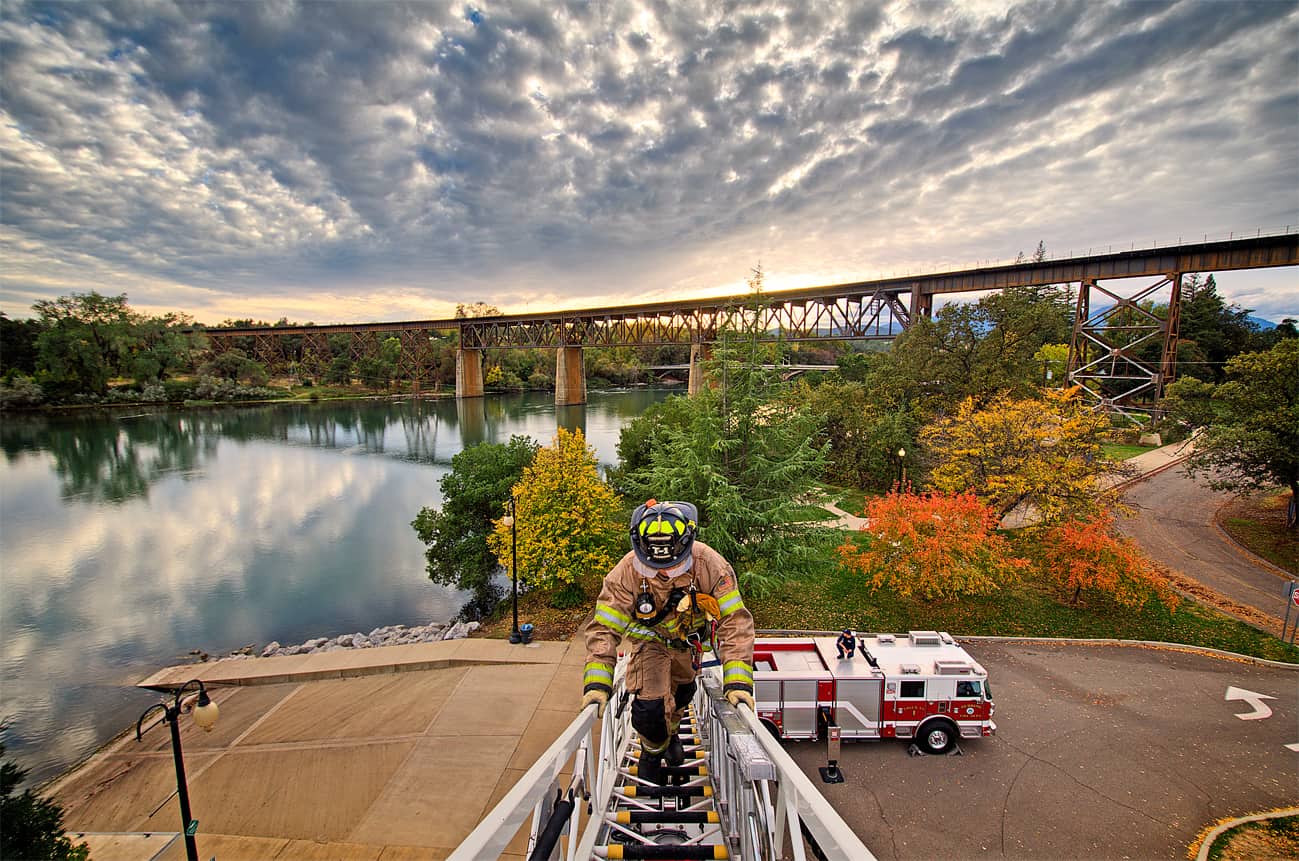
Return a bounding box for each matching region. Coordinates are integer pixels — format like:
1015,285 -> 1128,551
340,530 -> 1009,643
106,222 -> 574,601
555,346 -> 586,406
910,288 -> 933,321
687,343 -> 710,396
456,348 -> 484,399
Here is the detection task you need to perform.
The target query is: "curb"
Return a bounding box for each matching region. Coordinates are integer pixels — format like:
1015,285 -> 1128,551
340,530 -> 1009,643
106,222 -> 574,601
753,631 -> 1299,669
957,635 -> 1299,670
1193,806 -> 1299,861
1210,500 -> 1295,580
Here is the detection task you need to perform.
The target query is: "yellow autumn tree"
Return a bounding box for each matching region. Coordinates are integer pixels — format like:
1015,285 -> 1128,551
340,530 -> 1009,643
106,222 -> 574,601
921,387 -> 1121,524
487,427 -> 624,606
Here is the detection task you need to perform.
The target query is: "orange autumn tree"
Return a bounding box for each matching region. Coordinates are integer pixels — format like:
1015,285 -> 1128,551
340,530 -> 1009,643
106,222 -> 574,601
1041,515 -> 1179,611
837,490 -> 1027,600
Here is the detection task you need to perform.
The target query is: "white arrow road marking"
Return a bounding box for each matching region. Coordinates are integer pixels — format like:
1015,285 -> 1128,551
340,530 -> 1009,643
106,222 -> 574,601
1225,686 -> 1275,720
1286,743 -> 1299,752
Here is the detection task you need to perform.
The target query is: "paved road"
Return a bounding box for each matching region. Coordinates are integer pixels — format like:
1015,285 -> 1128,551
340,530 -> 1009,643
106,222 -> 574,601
1117,465 -> 1293,622
791,641 -> 1298,860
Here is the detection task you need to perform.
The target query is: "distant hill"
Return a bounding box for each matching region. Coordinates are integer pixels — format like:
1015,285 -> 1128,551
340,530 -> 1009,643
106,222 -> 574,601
1246,315 -> 1277,330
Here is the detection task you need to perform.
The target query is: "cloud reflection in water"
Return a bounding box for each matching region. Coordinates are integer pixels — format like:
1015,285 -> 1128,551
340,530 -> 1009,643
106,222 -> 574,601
0,391 -> 670,785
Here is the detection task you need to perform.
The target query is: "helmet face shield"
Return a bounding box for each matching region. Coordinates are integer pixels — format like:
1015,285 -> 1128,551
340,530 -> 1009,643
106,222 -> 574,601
630,501 -> 698,570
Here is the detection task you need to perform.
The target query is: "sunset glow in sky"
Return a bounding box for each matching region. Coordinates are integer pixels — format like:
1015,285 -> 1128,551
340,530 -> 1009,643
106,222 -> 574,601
2,0 -> 1297,324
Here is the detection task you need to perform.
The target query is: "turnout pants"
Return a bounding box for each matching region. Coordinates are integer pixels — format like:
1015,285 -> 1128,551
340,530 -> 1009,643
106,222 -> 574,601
626,641 -> 697,751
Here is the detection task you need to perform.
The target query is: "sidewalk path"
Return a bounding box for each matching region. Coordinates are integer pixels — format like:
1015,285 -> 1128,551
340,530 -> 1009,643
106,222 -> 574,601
820,500 -> 868,531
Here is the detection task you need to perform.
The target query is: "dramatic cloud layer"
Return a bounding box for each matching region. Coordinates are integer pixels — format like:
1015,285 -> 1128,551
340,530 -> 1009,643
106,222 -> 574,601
2,0 -> 1296,322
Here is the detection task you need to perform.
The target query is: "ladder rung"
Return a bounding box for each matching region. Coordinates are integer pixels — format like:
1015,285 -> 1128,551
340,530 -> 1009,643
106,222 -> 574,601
618,784 -> 713,799
615,810 -> 720,824
630,747 -> 706,759
599,845 -> 729,860
627,764 -> 708,777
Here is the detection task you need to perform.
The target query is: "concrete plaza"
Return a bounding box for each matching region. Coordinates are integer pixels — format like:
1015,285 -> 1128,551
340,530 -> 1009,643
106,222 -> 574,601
50,638 -> 587,860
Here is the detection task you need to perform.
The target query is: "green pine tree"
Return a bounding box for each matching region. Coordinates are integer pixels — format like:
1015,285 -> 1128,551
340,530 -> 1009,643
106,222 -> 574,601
625,269 -> 837,594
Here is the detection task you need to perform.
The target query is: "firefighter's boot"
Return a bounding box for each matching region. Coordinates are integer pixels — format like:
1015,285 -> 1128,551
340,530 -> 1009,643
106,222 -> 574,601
638,743 -> 666,785
664,721 -> 686,768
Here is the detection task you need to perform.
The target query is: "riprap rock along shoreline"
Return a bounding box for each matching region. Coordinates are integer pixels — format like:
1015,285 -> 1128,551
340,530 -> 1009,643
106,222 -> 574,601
203,620 -> 481,663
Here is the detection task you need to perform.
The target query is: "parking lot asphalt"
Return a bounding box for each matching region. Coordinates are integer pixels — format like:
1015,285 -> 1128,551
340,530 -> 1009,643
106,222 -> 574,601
788,640 -> 1298,860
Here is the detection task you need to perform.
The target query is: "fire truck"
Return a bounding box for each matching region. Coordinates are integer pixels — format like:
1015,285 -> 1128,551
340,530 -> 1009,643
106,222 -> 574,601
752,630 -> 996,754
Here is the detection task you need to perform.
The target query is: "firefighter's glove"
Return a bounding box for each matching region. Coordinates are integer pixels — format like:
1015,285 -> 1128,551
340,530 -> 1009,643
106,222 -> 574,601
725,689 -> 755,711
581,688 -> 609,718
695,593 -> 722,620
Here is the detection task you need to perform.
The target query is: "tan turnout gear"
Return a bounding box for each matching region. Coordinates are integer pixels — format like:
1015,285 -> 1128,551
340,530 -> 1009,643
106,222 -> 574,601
582,540 -> 756,736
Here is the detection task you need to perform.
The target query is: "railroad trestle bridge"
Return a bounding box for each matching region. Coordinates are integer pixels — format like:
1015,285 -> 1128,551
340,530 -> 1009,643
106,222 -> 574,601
204,232 -> 1297,412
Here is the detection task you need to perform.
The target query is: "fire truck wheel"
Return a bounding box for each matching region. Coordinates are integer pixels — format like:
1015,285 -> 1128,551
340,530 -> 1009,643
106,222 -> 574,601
917,720 -> 958,755
759,718 -> 781,740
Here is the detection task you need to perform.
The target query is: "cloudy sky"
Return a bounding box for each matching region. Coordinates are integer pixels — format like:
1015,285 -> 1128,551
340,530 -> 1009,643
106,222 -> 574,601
2,0 -> 1297,325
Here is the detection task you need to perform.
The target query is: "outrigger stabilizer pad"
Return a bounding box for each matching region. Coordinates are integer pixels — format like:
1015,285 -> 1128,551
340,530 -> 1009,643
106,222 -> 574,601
818,761 -> 845,784
908,743 -> 964,757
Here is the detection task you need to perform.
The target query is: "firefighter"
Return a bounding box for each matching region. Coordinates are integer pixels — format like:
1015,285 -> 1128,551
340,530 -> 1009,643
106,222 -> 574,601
835,628 -> 855,660
580,500 -> 755,784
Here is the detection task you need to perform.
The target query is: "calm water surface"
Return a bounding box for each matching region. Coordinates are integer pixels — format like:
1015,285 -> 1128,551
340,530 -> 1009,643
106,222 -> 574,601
0,389 -> 671,784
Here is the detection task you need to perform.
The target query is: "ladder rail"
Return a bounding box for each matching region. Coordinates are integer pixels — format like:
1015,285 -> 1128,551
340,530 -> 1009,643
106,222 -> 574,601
448,679 -> 607,861
732,699 -> 877,860
450,655 -> 876,860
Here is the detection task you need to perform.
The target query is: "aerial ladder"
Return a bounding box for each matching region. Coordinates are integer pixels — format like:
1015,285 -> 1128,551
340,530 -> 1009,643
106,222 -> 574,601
448,657 -> 875,861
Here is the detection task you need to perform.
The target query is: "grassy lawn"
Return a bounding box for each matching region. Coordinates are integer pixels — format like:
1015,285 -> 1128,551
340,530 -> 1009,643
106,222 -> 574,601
1101,442 -> 1156,461
746,541 -> 1299,664
818,484 -> 872,515
1206,813 -> 1299,861
1218,491 -> 1298,575
491,561 -> 1299,663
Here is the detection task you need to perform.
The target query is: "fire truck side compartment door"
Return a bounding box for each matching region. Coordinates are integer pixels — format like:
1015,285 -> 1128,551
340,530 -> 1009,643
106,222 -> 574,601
782,680 -> 819,739
834,679 -> 882,738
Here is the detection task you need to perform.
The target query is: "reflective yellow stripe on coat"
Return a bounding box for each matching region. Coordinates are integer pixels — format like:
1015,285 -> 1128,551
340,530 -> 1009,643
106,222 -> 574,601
722,660 -> 753,687
583,661 -> 613,688
716,590 -> 745,617
593,602 -> 630,634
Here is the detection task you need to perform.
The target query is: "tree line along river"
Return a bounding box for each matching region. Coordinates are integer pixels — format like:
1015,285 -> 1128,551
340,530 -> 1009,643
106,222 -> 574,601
0,388 -> 673,785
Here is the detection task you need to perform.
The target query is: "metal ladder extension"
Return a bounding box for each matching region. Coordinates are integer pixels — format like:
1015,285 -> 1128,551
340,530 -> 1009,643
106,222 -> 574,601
448,659 -> 876,861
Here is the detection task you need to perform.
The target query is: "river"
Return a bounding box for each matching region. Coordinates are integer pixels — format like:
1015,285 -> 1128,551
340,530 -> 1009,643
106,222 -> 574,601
0,388 -> 673,786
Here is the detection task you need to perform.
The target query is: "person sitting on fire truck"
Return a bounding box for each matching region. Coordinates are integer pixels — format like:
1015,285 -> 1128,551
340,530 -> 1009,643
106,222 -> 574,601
580,500 -> 756,784
835,628 -> 855,659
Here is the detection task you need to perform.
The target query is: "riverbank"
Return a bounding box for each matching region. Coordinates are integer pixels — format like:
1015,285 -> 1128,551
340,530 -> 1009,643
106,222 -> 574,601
203,620 -> 481,664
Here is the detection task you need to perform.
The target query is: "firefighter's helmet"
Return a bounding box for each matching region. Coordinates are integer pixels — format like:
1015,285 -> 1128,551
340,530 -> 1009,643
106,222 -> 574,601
630,499 -> 698,570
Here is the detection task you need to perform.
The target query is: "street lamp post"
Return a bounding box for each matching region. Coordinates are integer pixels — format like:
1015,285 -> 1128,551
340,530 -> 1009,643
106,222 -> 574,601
896,447 -> 907,489
503,495 -> 521,644
135,679 -> 220,861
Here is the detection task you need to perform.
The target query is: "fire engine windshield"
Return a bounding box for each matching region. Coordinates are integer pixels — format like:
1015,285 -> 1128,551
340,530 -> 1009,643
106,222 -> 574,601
983,680 -> 993,701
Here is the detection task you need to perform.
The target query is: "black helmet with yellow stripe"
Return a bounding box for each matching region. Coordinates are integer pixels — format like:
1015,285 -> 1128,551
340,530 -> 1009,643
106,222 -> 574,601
629,499 -> 698,570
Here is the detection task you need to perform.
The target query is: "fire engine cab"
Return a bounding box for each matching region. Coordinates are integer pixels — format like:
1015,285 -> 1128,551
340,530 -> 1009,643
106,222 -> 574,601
753,630 -> 996,754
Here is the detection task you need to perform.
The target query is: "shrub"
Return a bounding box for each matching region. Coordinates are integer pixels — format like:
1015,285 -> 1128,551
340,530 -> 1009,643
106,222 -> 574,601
1039,515 -> 1179,611
0,374 -> 45,408
487,428 -> 624,601
838,490 -> 1027,600
193,376 -> 283,401
412,436 -> 539,594
0,740 -> 89,861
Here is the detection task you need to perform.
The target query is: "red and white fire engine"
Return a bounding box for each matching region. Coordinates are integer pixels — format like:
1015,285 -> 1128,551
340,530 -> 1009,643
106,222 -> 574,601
752,630 -> 996,754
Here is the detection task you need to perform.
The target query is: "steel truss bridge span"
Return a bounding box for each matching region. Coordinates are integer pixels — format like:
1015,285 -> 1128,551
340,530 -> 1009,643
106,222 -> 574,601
201,233 -> 1297,406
